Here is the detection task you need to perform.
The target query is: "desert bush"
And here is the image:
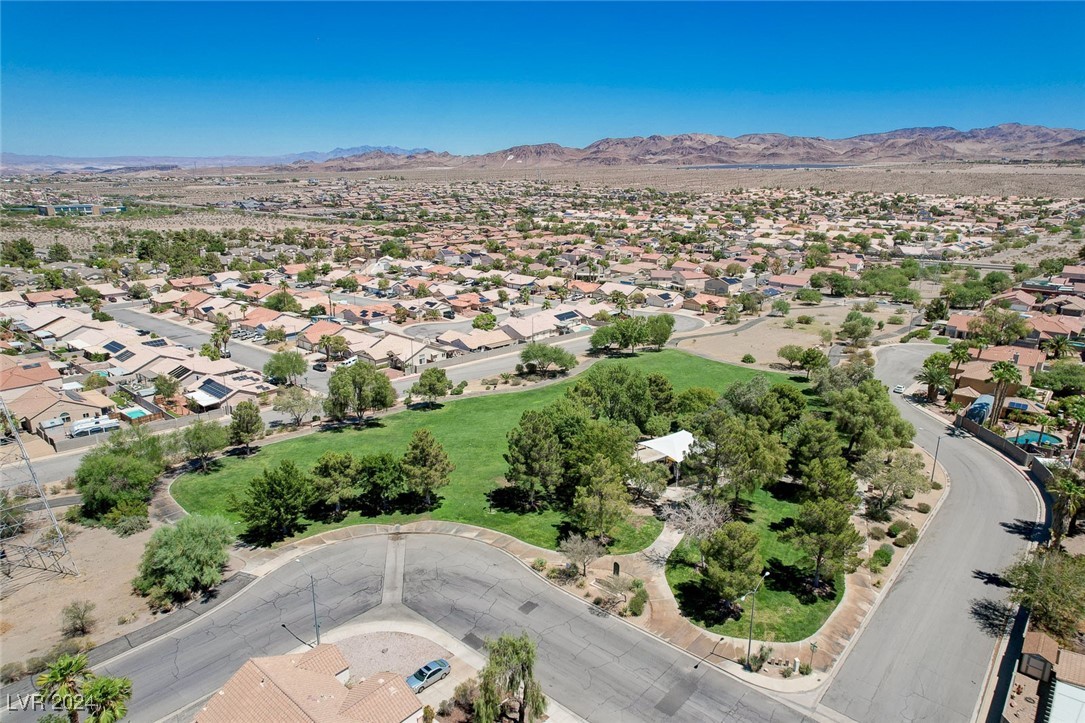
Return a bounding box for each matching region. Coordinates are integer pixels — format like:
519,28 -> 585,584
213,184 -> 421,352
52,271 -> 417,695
452,677 -> 479,713
1,662 -> 26,683
781,666 -> 794,678
741,354 -> 756,364
748,644 -> 773,672
887,519 -> 909,538
799,662 -> 812,675
931,481 -> 943,490
916,502 -> 932,514
422,705 -> 435,723
60,600 -> 97,638
112,515 -> 150,537
531,558 -> 547,572
797,315 -> 815,325
888,315 -> 905,325
893,526 -> 919,547
869,526 -> 886,540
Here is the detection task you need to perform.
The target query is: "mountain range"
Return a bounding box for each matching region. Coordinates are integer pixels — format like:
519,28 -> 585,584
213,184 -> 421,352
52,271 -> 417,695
3,124 -> 1082,173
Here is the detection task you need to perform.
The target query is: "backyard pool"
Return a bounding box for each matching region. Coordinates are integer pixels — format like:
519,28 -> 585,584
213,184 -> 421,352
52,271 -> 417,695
119,407 -> 150,420
1009,430 -> 1063,446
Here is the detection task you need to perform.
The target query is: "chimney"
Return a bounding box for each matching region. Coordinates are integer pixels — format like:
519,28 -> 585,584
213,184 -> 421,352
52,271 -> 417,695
1012,353 -> 1020,364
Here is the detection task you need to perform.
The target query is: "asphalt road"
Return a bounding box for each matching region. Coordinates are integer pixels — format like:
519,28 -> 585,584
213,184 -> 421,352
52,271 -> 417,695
404,535 -> 812,723
818,344 -> 1039,723
4,535 -> 814,722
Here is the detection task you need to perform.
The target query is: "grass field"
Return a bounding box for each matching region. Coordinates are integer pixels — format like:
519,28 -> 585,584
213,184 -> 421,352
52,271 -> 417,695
173,350 -> 801,552
665,483 -> 844,642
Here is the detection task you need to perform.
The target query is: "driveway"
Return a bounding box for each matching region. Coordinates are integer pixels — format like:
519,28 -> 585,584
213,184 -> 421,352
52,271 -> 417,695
817,344 -> 1040,723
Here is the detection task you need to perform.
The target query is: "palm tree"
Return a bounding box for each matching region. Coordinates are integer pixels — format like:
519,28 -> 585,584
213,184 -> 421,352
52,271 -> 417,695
609,291 -> 629,316
82,675 -> 133,723
915,365 -> 952,402
949,341 -> 972,389
1048,469 -> 1085,549
1043,335 -> 1071,360
987,360 -> 1023,428
36,654 -> 93,723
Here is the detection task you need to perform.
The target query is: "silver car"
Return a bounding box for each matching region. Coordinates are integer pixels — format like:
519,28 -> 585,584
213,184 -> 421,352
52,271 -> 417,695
405,659 -> 450,693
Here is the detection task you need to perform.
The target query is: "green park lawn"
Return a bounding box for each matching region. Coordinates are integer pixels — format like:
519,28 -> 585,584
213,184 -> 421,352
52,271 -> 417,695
665,484 -> 845,642
173,349 -> 801,552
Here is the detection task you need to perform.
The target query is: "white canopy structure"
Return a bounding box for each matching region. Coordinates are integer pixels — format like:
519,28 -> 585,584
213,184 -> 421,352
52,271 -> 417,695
636,430 -> 695,465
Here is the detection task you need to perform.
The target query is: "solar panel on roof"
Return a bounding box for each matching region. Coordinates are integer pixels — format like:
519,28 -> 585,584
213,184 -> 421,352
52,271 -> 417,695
142,338 -> 168,348
104,341 -> 126,353
1008,401 -> 1029,411
200,379 -> 231,399
168,365 -> 188,378
115,350 -> 135,362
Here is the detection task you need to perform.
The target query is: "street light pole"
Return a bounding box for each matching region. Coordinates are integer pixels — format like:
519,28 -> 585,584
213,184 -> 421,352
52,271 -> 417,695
743,571 -> 770,671
930,434 -> 943,485
296,559 -> 320,645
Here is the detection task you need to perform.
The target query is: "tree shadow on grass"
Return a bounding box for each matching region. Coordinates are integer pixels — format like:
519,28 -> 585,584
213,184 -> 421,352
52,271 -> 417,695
970,597 -> 1014,637
672,577 -> 741,628
765,558 -> 827,605
765,480 -> 804,504
769,516 -> 796,533
486,485 -> 547,514
1001,518 -> 1045,543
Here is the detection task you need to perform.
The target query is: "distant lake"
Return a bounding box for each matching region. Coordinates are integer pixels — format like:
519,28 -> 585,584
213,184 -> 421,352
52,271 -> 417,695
681,163 -> 852,170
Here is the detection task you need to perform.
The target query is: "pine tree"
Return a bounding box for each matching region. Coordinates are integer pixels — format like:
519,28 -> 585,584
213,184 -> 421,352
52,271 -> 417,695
570,454 -> 631,542
402,429 -> 454,508
228,400 -> 264,455
784,497 -> 863,589
504,410 -> 562,510
702,521 -> 763,604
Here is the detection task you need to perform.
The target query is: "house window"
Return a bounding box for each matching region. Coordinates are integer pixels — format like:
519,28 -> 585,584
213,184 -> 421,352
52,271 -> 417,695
60,413 -> 71,422
83,413 -> 90,418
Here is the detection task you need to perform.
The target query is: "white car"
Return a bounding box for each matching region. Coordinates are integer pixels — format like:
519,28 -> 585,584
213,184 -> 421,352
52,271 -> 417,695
893,384 -> 906,394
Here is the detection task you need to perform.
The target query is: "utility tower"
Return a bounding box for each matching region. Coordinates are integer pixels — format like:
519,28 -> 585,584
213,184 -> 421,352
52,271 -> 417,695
0,397 -> 78,590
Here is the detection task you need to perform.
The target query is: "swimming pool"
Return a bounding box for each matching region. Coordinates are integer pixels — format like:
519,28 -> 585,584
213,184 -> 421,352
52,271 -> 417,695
1009,430 -> 1063,446
119,407 -> 149,420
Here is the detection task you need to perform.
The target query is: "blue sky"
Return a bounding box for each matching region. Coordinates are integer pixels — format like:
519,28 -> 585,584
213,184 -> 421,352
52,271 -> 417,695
2,2 -> 1083,156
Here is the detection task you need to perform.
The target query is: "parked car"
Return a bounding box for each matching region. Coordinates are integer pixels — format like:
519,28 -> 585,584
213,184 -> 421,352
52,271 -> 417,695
893,384 -> 906,394
221,349 -> 232,358
405,659 -> 450,693
312,361 -> 327,372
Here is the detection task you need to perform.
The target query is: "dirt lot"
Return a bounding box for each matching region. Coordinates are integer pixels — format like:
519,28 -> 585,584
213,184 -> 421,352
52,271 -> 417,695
676,302 -> 909,372
0,519 -> 158,665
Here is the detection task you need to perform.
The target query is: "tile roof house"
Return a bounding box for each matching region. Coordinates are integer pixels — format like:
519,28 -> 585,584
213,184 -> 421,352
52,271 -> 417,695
7,386 -> 116,434
195,644 -> 422,723
0,355 -> 63,398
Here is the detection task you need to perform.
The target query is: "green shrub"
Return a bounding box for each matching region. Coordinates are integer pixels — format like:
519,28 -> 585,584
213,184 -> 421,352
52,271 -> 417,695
893,527 -> 919,547
931,481 -> 943,490
799,662 -> 812,675
916,502 -> 932,514
797,315 -> 815,325
627,586 -> 649,616
914,329 -> 931,340
531,558 -> 547,572
741,354 -> 756,364
887,519 -> 909,538
888,315 -> 905,325
869,526 -> 886,540
872,544 -> 894,567
781,666 -> 794,678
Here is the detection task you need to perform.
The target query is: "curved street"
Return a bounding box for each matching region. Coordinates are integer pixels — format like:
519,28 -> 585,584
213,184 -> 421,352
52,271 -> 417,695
817,344 -> 1040,723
